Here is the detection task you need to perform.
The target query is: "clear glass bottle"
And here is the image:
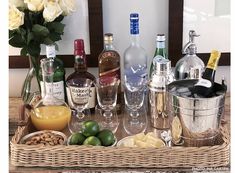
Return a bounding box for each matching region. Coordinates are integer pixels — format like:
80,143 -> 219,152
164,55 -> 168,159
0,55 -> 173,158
98,33 -> 121,113
150,34 -> 167,77
66,39 -> 96,113
124,13 -> 148,83
174,30 -> 205,80
31,58 -> 71,131
39,44 -> 66,101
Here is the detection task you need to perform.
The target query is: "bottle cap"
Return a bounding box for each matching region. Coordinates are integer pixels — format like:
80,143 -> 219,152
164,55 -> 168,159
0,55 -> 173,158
130,13 -> 139,35
104,33 -> 114,43
46,45 -> 56,58
74,39 -> 85,55
153,56 -> 171,74
156,34 -> 165,42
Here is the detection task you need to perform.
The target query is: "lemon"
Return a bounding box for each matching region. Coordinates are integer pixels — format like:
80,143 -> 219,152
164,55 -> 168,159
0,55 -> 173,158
133,133 -> 145,141
83,136 -> 101,146
144,135 -> 165,148
69,132 -> 86,145
97,129 -> 115,146
81,120 -> 100,137
171,116 -> 182,143
122,137 -> 135,147
135,140 -> 155,148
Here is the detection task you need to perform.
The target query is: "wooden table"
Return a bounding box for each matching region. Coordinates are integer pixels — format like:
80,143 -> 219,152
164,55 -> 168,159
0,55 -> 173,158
9,95 -> 231,173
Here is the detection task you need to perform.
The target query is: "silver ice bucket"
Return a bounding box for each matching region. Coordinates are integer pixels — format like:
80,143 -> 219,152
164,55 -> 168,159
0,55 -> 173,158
167,79 -> 226,146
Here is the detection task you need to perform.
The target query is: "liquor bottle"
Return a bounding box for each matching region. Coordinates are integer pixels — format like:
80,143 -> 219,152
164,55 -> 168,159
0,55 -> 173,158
124,13 -> 148,83
98,33 -> 121,113
193,50 -> 221,97
149,34 -> 167,77
66,39 -> 96,112
39,44 -> 66,101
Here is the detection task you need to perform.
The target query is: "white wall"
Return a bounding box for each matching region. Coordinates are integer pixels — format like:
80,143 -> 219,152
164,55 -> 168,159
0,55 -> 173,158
102,0 -> 169,77
9,0 -> 231,97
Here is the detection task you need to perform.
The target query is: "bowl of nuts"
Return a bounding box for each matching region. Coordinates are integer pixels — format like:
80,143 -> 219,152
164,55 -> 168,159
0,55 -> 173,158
20,130 -> 67,146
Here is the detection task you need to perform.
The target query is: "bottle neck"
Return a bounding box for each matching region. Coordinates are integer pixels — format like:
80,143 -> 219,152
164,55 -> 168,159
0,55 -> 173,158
155,41 -> 167,58
41,60 -> 54,98
203,51 -> 221,81
104,42 -> 115,51
74,52 -> 87,72
130,34 -> 140,46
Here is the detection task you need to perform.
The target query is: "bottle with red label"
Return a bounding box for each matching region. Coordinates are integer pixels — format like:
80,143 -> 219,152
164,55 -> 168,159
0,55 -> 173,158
66,39 -> 96,113
98,33 -> 122,113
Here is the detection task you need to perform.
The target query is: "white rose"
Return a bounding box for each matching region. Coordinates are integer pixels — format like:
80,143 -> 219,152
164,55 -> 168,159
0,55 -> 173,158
43,0 -> 63,22
9,0 -> 26,8
9,5 -> 25,30
59,0 -> 76,16
24,0 -> 44,11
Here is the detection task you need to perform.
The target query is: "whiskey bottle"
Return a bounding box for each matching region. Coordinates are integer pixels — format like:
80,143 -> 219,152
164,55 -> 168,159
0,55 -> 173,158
66,39 -> 96,112
98,33 -> 121,113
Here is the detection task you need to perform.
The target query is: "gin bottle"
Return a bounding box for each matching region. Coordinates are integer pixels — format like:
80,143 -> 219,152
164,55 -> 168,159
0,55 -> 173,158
39,44 -> 66,101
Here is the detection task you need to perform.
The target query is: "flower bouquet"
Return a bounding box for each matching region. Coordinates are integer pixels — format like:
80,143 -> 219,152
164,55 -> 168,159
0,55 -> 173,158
9,0 -> 76,103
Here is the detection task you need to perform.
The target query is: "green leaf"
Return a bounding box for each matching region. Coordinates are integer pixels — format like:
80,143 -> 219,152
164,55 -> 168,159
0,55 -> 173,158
54,15 -> 64,22
20,47 -> 28,56
9,30 -> 16,39
32,24 -> 49,37
27,32 -> 34,45
47,22 -> 65,34
27,43 -> 41,57
43,37 -> 54,45
49,32 -> 62,42
9,34 -> 25,48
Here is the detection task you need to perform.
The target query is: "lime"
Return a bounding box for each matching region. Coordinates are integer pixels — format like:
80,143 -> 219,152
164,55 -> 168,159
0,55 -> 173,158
81,120 -> 100,137
83,136 -> 101,146
97,129 -> 115,146
69,132 -> 86,145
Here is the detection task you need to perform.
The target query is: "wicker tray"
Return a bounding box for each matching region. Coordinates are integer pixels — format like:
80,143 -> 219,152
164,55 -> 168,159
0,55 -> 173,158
10,118 -> 230,168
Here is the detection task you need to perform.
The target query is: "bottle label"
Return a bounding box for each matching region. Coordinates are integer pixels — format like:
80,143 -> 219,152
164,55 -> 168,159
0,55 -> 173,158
99,67 -> 121,79
66,86 -> 96,109
40,81 -> 65,101
46,46 -> 56,58
157,42 -> 165,49
149,75 -> 166,92
195,78 -> 212,88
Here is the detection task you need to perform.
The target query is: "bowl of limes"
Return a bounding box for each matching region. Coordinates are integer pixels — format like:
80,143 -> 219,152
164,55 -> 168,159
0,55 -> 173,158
67,120 -> 117,147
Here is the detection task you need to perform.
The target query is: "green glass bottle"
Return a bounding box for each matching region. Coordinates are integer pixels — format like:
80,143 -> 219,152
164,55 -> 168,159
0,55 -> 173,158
39,45 -> 66,101
149,34 -> 167,77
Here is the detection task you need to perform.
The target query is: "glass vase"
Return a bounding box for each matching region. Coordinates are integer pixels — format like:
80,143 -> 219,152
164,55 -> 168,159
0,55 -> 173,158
21,55 -> 41,105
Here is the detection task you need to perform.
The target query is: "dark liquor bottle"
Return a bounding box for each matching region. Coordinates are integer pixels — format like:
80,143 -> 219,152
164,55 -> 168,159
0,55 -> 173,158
66,39 -> 96,112
149,34 -> 167,77
98,33 -> 121,113
193,50 -> 221,97
39,44 -> 66,101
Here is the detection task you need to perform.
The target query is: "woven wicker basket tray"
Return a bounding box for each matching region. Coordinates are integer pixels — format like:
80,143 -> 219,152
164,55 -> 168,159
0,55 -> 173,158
10,119 -> 230,168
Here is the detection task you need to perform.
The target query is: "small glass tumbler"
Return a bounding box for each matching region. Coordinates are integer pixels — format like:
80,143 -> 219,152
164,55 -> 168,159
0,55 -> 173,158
66,78 -> 93,133
94,77 -> 120,132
